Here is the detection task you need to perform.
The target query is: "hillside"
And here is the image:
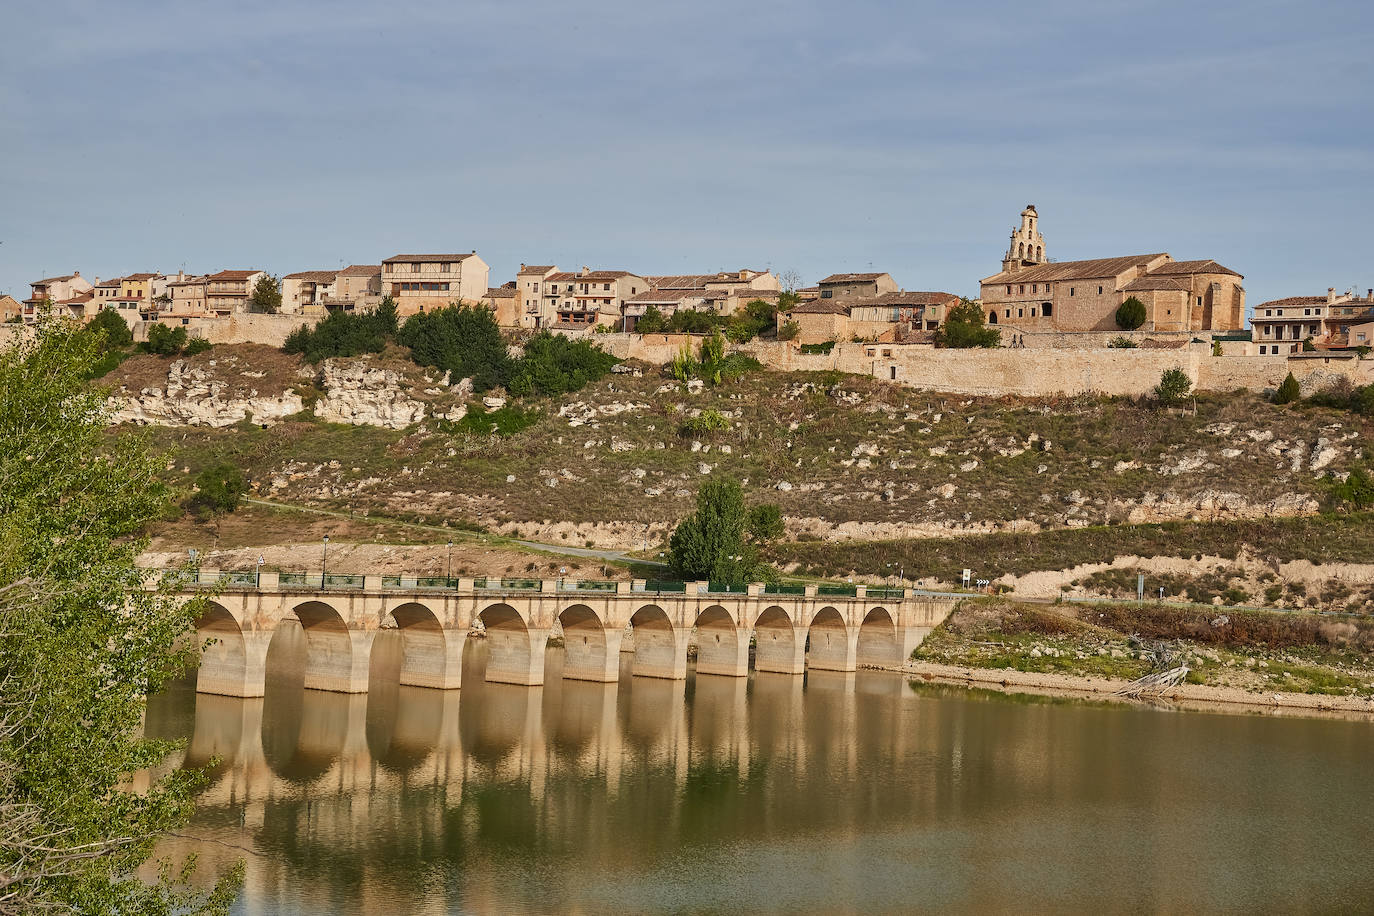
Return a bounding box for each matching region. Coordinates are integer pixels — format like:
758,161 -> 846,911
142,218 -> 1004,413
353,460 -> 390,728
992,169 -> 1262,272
101,343 -> 1370,548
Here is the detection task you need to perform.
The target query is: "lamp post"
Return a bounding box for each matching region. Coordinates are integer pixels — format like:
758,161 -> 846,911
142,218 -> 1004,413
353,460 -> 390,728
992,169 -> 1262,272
321,535 -> 329,588
256,555 -> 264,587
446,539 -> 453,586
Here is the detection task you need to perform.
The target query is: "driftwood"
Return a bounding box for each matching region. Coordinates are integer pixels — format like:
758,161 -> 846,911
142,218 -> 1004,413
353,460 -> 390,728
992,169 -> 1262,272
1115,665 -> 1190,698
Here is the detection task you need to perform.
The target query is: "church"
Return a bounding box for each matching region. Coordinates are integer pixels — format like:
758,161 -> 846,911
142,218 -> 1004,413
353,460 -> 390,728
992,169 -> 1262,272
979,206 -> 1245,333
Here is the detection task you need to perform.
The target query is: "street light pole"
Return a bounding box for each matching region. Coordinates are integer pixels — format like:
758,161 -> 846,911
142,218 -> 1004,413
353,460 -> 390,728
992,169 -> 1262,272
322,535 -> 329,588
446,539 -> 453,586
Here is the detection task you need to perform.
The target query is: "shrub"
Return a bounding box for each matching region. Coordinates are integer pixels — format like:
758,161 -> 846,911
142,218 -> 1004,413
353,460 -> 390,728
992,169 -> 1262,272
398,304 -> 511,391
799,340 -> 835,355
724,299 -> 777,343
636,306 -> 666,334
507,331 -> 617,397
1329,468 -> 1374,510
1302,337 -> 1316,352
936,301 -> 1000,348
283,301 -> 396,362
87,309 -> 133,348
248,274 -> 281,314
1107,336 -> 1137,349
680,408 -> 731,436
189,462 -> 247,517
183,337 -> 212,356
747,504 -> 784,543
1153,367 -> 1192,404
778,320 -> 800,341
1116,297 -> 1146,330
1273,372 -> 1301,404
444,404 -> 540,436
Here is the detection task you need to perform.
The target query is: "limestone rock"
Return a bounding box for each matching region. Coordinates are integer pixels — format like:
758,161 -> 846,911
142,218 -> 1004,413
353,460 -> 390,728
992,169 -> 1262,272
315,359 -> 425,429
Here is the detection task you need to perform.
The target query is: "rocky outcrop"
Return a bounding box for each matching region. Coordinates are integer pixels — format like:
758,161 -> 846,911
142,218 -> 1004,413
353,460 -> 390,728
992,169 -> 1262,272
314,360 -> 427,429
110,359 -> 303,428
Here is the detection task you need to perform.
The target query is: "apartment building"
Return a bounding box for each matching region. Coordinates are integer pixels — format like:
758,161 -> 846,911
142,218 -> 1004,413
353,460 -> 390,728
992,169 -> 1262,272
517,265 -> 646,329
515,265 -> 559,329
381,253 -> 489,316
1252,288 -> 1374,354
205,270 -> 267,314
815,272 -> 899,301
166,274 -> 209,319
333,265 -> 382,310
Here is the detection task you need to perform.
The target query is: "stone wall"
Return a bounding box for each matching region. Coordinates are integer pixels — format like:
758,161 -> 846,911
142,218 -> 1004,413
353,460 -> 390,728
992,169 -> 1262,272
134,313 -> 319,347
1197,353 -> 1374,394
994,325 -> 1199,350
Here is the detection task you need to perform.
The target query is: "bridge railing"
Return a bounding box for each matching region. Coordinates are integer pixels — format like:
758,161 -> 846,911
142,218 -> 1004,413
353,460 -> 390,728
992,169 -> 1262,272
637,580 -> 687,594
816,584 -> 858,597
560,579 -> 619,592
866,587 -> 907,600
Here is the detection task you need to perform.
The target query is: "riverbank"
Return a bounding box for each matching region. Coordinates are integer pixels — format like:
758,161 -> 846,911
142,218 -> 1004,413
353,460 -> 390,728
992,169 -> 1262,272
904,660 -> 1374,718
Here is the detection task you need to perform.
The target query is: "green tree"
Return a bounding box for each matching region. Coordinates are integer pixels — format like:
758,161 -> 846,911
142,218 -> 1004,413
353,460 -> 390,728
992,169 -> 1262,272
88,308 -> 133,348
189,463 -> 247,518
668,477 -> 760,582
283,303 -> 396,363
143,322 -> 190,356
507,332 -> 618,397
1302,336 -> 1316,352
248,274 -> 281,314
777,319 -> 800,341
1116,297 -> 1147,330
636,306 -> 666,334
0,319 -> 241,912
398,304 -> 512,391
1153,367 -> 1192,404
1273,372 -> 1301,404
935,301 -> 1000,348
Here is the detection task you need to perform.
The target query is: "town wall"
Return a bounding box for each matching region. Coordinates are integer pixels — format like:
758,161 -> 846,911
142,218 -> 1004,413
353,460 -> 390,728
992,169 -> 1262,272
134,313 -> 319,347
994,326 -> 1200,350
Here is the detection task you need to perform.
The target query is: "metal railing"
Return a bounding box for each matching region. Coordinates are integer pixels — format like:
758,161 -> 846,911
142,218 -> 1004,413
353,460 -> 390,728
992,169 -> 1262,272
763,584 -> 807,596
561,579 -> 618,592
708,581 -> 748,594
866,587 -> 907,600
640,580 -> 686,594
816,584 -> 858,597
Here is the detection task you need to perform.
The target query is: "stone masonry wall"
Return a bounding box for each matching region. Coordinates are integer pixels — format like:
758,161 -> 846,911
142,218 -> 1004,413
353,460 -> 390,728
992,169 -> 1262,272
134,312 -> 320,347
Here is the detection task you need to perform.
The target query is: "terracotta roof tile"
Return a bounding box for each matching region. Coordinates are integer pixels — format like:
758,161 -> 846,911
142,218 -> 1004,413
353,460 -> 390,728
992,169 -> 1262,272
517,265 -> 557,275
983,254 -> 1166,285
790,301 -> 850,315
483,287 -> 517,298
381,253 -> 477,264
337,264 -> 381,276
820,272 -> 889,284
206,269 -> 260,281
1121,276 -> 1192,292
283,270 -> 339,282
1146,259 -> 1242,278
124,272 -> 160,281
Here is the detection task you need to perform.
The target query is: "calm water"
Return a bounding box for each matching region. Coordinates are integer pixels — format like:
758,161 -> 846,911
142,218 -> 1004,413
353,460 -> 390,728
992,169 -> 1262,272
144,623 -> 1374,914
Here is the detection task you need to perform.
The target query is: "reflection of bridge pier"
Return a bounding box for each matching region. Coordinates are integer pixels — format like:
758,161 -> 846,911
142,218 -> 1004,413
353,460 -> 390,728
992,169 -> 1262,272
547,679 -> 623,794
691,674 -> 751,777
176,573 -> 956,696
624,676 -> 690,787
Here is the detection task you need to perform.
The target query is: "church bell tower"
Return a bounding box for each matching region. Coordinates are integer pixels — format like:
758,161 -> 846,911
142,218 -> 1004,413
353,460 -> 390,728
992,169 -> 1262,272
1002,204 -> 1047,273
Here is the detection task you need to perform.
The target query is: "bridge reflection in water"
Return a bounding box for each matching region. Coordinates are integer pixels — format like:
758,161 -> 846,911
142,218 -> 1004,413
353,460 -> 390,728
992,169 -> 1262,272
145,629 -> 1374,914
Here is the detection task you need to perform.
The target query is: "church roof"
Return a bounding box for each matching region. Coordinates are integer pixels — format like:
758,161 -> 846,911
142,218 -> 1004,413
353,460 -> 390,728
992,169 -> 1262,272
789,300 -> 850,315
983,254 -> 1166,285
1121,276 -> 1192,292
1147,259 -> 1242,278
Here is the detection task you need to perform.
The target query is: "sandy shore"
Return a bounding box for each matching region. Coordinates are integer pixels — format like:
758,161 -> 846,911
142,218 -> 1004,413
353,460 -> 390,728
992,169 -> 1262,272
903,660 -> 1374,719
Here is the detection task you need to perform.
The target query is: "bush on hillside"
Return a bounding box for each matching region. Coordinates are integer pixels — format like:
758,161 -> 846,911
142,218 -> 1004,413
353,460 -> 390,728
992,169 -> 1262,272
88,308 -> 133,348
140,323 -> 209,357
507,331 -> 618,397
778,320 -> 800,341
1273,372 -> 1301,404
636,306 -> 666,334
398,304 -> 511,391
188,462 -> 247,518
1153,367 -> 1192,404
284,298 -> 399,363
1116,297 -> 1147,330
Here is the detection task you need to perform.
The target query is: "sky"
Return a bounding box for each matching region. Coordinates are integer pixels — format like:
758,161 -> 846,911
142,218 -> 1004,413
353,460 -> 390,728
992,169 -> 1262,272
2,0 -> 1371,307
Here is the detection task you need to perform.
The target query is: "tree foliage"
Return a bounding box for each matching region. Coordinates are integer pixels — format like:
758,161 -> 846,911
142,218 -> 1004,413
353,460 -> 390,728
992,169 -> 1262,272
936,301 -> 1000,348
141,323 -> 210,357
508,332 -> 618,397
283,299 -> 398,363
1116,297 -> 1147,330
1273,372 -> 1301,405
248,275 -> 281,314
189,463 -> 247,518
88,308 -> 133,348
668,478 -> 766,582
747,504 -> 784,543
1153,367 -> 1192,404
0,320 -> 241,913
399,304 -> 511,391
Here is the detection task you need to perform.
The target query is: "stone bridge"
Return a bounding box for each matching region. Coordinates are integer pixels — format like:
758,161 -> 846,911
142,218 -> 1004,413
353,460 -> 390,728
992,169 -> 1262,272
177,570 -> 959,697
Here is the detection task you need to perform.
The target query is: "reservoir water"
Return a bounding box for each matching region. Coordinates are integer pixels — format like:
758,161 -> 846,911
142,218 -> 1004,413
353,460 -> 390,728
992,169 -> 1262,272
145,623 -> 1374,914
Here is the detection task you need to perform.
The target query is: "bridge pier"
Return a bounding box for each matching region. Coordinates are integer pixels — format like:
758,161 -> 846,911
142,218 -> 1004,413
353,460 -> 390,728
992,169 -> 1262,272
198,629 -> 273,698
695,609 -> 750,678
398,627 -> 468,690
303,629 -> 376,693
562,624 -> 625,683
753,622 -> 807,675
485,627 -> 550,687
629,616 -> 691,680
806,624 -> 859,672
856,622 -> 930,669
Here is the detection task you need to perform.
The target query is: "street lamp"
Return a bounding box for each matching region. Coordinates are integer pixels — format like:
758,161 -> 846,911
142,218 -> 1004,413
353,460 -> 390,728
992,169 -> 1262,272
446,539 -> 453,586
256,554 -> 264,587
321,535 -> 329,587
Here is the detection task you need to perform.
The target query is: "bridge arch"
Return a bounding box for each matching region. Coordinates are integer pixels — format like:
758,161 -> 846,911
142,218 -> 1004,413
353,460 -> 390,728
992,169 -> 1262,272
856,606 -> 901,668
629,605 -> 686,679
289,600 -> 370,693
387,601 -> 464,690
694,605 -> 748,677
558,603 -> 621,682
479,602 -> 547,686
753,606 -> 804,675
806,606 -> 856,672
194,600 -> 251,697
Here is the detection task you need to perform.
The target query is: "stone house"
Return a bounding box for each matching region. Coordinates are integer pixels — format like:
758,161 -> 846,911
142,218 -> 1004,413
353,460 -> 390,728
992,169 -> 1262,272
382,253 -> 489,316
782,300 -> 850,344
480,283 -> 520,326
979,205 -> 1245,333
333,265 -> 382,310
206,270 -> 268,314
23,272 -> 93,321
524,267 -> 647,330
282,270 -> 339,314
0,295 -> 21,323
515,265 -> 559,329
1253,288 -> 1374,354
166,274 -> 209,318
816,272 -> 898,301
847,291 -> 960,336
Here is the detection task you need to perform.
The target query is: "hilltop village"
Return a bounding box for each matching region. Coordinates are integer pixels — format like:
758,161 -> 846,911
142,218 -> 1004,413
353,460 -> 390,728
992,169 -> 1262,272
8,206 -> 1372,386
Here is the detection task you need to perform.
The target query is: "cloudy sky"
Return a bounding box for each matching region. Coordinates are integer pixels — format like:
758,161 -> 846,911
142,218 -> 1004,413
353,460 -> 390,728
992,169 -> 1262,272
2,0 -> 1370,305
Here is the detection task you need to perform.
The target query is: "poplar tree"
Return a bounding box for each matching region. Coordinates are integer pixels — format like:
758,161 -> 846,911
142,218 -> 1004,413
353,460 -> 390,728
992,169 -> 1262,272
0,319 -> 240,913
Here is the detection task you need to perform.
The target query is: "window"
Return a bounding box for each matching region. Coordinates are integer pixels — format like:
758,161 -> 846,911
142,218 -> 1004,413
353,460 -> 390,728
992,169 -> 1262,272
1030,306 -> 1037,317
1032,284 -> 1037,293
1098,286 -> 1103,294
1304,308 -> 1311,316
1070,287 -> 1075,297
1004,309 -> 1011,318
1006,285 -> 1012,295
603,283 -> 610,291
1017,308 -> 1024,318
821,289 -> 832,298
1019,284 -> 1025,294
410,263 -> 421,273
442,263 -> 453,272
1042,302 -> 1052,317
1197,297 -> 1202,306
1316,307 -> 1323,315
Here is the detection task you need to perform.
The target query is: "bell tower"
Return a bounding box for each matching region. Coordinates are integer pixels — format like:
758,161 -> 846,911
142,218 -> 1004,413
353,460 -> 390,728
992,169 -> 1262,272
1002,204 -> 1047,273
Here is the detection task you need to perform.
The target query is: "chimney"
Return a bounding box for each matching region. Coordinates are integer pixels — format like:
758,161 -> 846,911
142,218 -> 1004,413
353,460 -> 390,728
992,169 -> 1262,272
581,266 -> 590,276
1328,287 -> 1336,305
520,263 -> 526,271
1368,288 -> 1372,302
74,270 -> 80,277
